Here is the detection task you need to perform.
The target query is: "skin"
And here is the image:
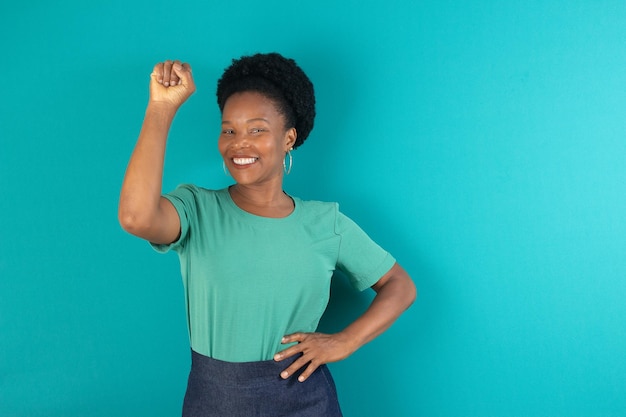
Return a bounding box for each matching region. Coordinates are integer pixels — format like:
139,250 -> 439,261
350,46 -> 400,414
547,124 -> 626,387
219,91 -> 297,217
118,60 -> 192,245
119,59 -> 417,383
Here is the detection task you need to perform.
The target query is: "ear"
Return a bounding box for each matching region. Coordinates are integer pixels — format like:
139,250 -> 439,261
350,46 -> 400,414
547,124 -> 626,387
284,127 -> 297,151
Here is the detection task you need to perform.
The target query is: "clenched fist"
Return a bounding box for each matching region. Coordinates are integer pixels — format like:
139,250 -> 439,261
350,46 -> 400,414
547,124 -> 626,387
149,60 -> 196,109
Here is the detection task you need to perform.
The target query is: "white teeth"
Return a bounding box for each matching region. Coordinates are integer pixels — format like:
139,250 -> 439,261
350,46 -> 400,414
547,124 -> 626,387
233,157 -> 258,165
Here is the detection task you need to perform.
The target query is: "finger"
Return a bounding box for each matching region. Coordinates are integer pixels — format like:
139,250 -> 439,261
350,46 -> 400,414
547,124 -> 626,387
274,334 -> 307,361
173,62 -> 194,87
168,60 -> 182,86
281,332 -> 305,344
273,344 -> 302,361
178,62 -> 192,85
280,356 -> 311,380
296,361 -> 320,382
152,62 -> 164,84
162,60 -> 173,86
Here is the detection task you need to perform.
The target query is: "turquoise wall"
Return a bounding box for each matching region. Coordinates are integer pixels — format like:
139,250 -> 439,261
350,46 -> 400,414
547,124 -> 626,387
2,1 -> 626,416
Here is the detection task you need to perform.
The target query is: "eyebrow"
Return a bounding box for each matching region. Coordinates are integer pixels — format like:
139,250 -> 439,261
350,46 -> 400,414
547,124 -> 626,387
222,118 -> 270,124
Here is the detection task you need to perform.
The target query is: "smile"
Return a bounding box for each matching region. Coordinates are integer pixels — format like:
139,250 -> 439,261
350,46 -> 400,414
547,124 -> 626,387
232,157 -> 258,165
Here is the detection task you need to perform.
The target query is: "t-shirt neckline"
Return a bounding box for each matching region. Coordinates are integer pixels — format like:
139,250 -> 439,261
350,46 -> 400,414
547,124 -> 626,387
220,187 -> 301,224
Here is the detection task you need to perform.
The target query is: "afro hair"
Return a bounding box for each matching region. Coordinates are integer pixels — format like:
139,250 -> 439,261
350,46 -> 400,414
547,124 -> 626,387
216,52 -> 316,149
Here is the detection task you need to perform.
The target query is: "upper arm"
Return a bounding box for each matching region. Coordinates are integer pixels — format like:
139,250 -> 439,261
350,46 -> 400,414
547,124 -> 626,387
149,196 -> 182,244
334,211 -> 398,291
371,262 -> 416,300
120,196 -> 181,245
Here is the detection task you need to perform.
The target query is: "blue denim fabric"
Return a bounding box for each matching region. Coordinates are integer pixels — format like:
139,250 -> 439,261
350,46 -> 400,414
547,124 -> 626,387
182,350 -> 343,417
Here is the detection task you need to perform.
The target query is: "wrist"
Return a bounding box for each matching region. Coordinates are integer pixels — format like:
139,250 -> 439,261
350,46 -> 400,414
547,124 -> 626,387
145,101 -> 179,119
335,330 -> 363,356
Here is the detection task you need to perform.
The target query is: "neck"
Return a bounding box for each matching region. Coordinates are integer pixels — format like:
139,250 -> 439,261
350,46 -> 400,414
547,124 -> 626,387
229,182 -> 294,217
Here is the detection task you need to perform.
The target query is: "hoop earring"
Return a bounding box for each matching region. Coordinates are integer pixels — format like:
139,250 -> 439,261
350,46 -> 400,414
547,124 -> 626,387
223,161 -> 230,176
283,150 -> 293,175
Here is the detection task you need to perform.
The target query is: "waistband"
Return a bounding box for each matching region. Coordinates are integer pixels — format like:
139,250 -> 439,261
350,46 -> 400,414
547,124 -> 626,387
190,349 -> 303,387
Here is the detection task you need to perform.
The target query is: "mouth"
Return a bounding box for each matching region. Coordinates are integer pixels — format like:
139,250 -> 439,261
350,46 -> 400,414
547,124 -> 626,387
232,157 -> 259,166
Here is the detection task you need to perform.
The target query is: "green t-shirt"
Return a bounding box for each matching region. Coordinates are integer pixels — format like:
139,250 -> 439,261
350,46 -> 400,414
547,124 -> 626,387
152,185 -> 395,362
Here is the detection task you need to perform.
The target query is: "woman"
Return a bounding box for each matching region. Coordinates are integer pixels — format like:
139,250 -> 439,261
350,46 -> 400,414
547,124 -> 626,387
119,53 -> 416,416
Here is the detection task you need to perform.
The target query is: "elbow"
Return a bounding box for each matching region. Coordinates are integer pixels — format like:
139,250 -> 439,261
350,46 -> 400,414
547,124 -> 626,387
373,263 -> 417,309
407,279 -> 417,307
396,275 -> 417,311
118,208 -> 139,234
118,210 -> 134,233
394,265 -> 418,309
118,206 -> 151,237
398,271 -> 417,310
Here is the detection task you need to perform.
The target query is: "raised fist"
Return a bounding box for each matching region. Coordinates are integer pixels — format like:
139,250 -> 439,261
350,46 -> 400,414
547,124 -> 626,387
149,60 -> 196,109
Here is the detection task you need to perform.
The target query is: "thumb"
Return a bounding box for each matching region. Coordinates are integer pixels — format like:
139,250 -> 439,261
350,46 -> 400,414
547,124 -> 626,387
172,62 -> 194,87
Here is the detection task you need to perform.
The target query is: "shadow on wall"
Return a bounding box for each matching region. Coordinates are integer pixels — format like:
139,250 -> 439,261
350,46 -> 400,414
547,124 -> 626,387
318,271 -> 375,335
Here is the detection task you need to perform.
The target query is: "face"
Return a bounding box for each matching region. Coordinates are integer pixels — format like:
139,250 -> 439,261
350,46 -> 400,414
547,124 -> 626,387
219,91 -> 296,187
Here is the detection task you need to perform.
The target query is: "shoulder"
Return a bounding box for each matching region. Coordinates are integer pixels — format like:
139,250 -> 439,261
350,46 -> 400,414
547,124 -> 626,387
293,196 -> 339,217
292,197 -> 348,235
168,184 -> 224,198
296,198 -> 362,235
164,184 -> 227,211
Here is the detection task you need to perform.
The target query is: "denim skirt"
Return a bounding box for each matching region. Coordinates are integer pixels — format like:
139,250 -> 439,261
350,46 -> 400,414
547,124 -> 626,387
182,350 -> 343,417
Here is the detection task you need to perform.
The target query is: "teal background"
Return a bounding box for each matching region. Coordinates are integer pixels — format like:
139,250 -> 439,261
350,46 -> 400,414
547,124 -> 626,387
1,1 -> 625,416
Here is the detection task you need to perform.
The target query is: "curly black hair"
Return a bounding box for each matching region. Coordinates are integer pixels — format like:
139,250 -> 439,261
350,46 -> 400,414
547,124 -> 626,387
216,52 -> 316,149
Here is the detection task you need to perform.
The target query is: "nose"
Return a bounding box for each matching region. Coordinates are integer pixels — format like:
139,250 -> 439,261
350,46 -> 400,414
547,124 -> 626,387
230,131 -> 250,150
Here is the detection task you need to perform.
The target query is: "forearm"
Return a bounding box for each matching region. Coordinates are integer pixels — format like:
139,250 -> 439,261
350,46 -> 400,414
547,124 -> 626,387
275,264 -> 415,382
118,103 -> 177,228
338,265 -> 416,353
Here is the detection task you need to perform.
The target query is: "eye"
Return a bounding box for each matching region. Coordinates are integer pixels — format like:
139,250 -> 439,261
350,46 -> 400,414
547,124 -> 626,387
221,128 -> 234,135
250,128 -> 266,134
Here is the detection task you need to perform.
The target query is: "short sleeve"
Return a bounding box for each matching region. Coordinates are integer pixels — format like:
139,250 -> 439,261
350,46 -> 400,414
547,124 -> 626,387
335,209 -> 396,291
150,184 -> 198,253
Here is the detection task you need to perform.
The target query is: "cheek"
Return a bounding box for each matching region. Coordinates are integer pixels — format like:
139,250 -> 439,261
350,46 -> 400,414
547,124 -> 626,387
217,138 -> 228,155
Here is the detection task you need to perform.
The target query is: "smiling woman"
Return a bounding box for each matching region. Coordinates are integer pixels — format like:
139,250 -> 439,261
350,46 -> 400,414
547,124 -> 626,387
219,91 -> 296,199
118,52 -> 416,417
